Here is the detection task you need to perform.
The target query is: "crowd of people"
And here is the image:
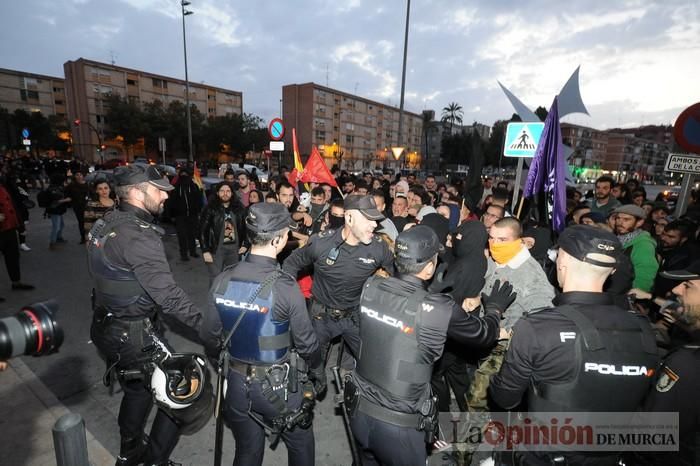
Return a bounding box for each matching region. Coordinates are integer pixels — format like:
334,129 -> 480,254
2,150 -> 698,465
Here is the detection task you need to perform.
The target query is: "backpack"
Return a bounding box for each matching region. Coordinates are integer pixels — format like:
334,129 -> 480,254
37,189 -> 51,208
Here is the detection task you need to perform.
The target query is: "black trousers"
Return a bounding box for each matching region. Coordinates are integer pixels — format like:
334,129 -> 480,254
309,300 -> 361,369
431,350 -> 471,412
223,371 -> 315,466
90,316 -> 180,464
350,410 -> 427,466
0,229 -> 21,282
73,207 -> 86,241
175,215 -> 198,257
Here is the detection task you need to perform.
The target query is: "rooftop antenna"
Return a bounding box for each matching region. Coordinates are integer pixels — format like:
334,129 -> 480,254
109,50 -> 117,66
325,63 -> 329,87
354,82 -> 359,95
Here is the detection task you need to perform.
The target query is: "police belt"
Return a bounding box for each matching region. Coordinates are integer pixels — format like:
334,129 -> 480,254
314,299 -> 357,319
93,306 -> 156,324
357,396 -> 422,429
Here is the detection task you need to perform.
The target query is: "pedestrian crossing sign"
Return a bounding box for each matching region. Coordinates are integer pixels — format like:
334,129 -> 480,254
503,122 -> 545,157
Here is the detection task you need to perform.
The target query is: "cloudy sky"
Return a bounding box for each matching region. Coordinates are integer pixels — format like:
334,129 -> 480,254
2,0 -> 698,130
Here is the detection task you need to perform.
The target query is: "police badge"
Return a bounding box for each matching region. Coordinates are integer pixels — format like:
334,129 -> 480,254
656,366 -> 679,393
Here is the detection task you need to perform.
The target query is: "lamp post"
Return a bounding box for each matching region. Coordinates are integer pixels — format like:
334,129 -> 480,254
181,0 -> 194,162
394,0 -> 411,171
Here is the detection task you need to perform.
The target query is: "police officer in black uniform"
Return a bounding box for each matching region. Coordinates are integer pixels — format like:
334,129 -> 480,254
283,194 -> 394,363
201,202 -> 325,466
88,165 -> 210,466
635,260 -> 700,465
346,225 -> 514,466
489,224 -> 660,465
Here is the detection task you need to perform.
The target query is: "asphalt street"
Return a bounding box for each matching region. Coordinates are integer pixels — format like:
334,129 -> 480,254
0,205 -> 354,466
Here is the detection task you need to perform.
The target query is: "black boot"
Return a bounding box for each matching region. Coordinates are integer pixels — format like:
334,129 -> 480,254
115,435 -> 147,466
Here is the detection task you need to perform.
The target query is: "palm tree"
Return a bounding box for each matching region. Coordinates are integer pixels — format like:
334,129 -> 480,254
441,102 -> 463,135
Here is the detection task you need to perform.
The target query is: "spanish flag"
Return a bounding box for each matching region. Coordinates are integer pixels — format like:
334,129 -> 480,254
292,128 -> 309,191
192,161 -> 204,190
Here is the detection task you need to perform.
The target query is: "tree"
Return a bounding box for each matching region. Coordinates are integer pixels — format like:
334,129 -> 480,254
441,102 -> 463,134
534,106 -> 548,122
103,93 -> 147,152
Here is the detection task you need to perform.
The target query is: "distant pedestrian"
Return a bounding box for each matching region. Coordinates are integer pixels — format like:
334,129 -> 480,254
45,174 -> 71,250
169,168 -> 203,261
83,179 -> 116,235
65,171 -> 90,243
0,179 -> 34,298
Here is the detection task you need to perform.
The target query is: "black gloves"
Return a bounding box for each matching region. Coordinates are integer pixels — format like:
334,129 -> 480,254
481,279 -> 516,315
308,366 -> 328,397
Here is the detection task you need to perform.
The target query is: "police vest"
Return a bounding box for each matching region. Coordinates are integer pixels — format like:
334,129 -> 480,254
528,305 -> 660,412
356,275 -> 431,400
213,270 -> 290,365
87,211 -> 151,312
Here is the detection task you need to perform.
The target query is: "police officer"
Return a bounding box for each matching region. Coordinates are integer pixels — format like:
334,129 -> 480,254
634,260 -> 700,465
283,194 -> 394,363
88,165 -> 210,466
201,202 -> 325,466
489,224 -> 660,465
346,225 -> 514,465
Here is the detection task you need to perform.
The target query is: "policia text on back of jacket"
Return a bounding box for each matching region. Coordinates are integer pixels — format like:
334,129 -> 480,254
200,202 -> 326,466
344,225 -> 516,466
489,225 -> 660,466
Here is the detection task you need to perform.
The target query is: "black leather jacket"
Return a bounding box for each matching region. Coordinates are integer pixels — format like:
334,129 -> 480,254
199,199 -> 246,255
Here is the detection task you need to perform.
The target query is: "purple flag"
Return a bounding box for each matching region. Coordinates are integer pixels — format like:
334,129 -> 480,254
523,96 -> 567,232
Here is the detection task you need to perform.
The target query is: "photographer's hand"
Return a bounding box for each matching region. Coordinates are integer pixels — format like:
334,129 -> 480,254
0,361 -> 7,371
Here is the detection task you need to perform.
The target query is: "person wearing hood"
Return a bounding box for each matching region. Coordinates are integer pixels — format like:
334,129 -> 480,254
169,168 -> 204,261
429,221 -> 489,411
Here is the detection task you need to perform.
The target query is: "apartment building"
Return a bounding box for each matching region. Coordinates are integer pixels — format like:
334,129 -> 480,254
282,83 -> 424,171
561,123 -> 608,170
64,58 -> 243,161
0,68 -> 66,119
603,132 -> 670,182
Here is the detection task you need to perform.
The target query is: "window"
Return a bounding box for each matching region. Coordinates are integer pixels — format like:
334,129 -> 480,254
96,115 -> 103,123
152,78 -> 167,89
346,123 -> 354,131
315,130 -> 326,140
19,89 -> 39,101
53,87 -> 63,93
128,96 -> 140,104
55,99 -> 64,105
127,79 -> 137,86
345,135 -> 354,144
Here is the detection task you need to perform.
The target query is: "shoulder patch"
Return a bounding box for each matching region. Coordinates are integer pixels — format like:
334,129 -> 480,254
656,366 -> 679,393
319,229 -> 335,238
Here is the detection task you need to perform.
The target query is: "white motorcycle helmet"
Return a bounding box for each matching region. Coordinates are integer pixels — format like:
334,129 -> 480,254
150,353 -> 214,435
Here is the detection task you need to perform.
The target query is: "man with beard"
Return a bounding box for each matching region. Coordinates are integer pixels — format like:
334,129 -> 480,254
283,195 -> 394,367
199,181 -> 246,281
633,261 -> 700,465
88,165 -> 213,466
654,220 -> 698,298
236,171 -> 252,207
588,175 -> 621,217
613,204 -> 659,293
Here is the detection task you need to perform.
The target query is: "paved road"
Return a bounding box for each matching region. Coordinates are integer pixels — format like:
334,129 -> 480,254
0,206 -> 352,466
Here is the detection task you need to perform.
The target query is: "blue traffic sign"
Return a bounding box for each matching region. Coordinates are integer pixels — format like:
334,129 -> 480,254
504,122 -> 545,157
268,118 -> 285,141
21,128 -> 30,139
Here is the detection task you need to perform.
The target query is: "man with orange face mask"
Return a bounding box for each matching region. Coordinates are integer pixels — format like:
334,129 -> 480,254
467,217 -> 554,412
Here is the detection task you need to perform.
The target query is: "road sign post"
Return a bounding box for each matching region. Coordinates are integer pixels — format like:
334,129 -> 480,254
503,122 -> 545,210
665,153 -> 700,216
158,137 -> 167,165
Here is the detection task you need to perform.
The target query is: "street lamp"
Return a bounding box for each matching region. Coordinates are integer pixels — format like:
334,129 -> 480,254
181,0 -> 194,162
394,0 -> 411,171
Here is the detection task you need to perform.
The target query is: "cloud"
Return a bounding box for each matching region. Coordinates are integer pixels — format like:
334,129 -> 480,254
332,40 -> 397,98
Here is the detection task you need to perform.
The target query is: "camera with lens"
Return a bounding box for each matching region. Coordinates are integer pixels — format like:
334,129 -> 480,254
0,300 -> 63,361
